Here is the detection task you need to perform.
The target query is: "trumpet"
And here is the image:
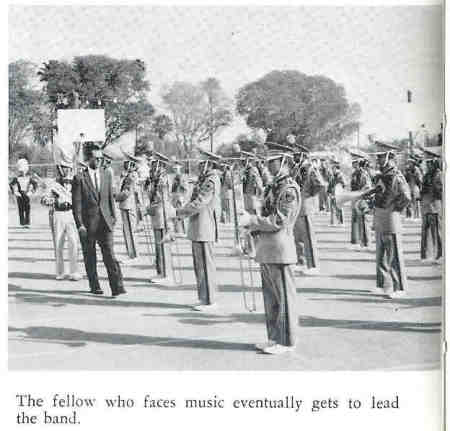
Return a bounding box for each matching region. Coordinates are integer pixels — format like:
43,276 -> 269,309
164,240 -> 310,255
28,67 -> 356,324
335,184 -> 378,208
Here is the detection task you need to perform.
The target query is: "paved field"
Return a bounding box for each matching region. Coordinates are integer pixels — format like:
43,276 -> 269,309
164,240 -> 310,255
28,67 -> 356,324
8,204 -> 443,371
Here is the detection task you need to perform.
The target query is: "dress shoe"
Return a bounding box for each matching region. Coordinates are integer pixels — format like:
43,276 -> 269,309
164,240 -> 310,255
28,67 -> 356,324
388,290 -> 406,299
255,341 -> 276,351
263,344 -> 296,355
90,289 -> 104,295
301,267 -> 320,276
149,277 -> 177,286
192,303 -> 218,312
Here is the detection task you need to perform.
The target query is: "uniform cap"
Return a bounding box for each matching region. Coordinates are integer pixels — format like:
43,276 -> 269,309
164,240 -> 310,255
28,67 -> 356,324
292,143 -> 309,153
423,148 -> 441,159
198,148 -> 222,162
265,143 -> 294,161
151,151 -> 171,164
58,160 -> 73,169
370,141 -> 400,156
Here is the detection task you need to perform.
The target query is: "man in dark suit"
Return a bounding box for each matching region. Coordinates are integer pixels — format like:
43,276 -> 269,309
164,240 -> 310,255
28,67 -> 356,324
72,143 -> 126,297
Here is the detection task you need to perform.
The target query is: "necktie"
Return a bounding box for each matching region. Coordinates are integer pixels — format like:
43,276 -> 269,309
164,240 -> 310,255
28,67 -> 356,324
94,171 -> 99,193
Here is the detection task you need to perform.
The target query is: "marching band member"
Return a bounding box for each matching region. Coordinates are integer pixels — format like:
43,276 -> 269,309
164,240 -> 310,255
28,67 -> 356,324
404,155 -> 423,221
256,158 -> 273,188
328,160 -> 345,226
293,150 -> 323,275
220,163 -> 234,224
349,154 -> 363,249
115,151 -> 142,265
41,161 -> 81,281
372,142 -> 411,298
175,149 -> 221,311
318,158 -> 331,213
147,152 -> 176,285
356,158 -> 373,250
242,151 -> 264,216
239,143 -> 301,355
171,160 -> 189,233
420,150 -> 442,263
10,158 -> 38,228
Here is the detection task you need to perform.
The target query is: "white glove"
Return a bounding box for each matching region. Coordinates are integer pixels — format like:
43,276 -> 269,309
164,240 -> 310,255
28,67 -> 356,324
238,211 -> 252,227
14,191 -> 21,197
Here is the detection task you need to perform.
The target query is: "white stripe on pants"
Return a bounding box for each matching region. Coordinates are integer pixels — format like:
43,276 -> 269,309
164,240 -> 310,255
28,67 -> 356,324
54,210 -> 80,276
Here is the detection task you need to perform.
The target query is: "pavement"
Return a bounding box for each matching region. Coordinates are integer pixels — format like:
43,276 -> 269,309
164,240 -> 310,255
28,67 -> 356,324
8,204 -> 442,371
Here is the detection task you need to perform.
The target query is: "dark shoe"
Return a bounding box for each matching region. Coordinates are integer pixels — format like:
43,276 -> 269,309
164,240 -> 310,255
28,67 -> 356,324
90,289 -> 104,295
112,290 -> 126,297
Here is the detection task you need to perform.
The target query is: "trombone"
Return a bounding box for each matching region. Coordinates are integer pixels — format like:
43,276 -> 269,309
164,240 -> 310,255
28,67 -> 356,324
230,163 -> 257,312
137,181 -> 155,266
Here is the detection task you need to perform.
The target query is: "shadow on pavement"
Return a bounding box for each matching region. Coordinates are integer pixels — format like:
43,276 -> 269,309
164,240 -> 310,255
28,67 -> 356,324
296,287 -> 372,296
299,316 -> 441,333
308,296 -> 442,309
8,326 -> 255,351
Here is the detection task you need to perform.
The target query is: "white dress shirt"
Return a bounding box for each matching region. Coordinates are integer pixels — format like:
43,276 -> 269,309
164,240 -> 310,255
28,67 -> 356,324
88,167 -> 101,193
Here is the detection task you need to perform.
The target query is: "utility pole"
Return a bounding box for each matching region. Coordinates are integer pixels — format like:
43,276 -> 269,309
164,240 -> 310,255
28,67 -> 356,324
209,100 -> 214,152
407,90 -> 413,155
356,122 -> 360,148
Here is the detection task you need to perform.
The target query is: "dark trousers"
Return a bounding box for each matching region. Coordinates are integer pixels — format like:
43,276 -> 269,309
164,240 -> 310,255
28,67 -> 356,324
260,264 -> 297,347
421,213 -> 442,260
318,188 -> 329,211
153,228 -> 174,279
330,196 -> 344,225
351,208 -> 360,244
359,214 -> 370,247
406,198 -> 421,219
16,195 -> 31,225
192,241 -> 217,305
375,232 -> 407,292
295,215 -> 319,269
121,210 -> 138,259
80,216 -> 124,295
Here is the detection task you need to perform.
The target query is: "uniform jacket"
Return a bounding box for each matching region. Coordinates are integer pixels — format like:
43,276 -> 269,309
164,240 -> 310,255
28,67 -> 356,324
41,177 -> 73,211
177,169 -> 221,242
299,164 -> 323,216
243,165 -> 264,212
10,174 -> 38,195
374,167 -> 411,233
72,168 -> 117,233
327,171 -> 345,194
248,173 -> 301,264
148,171 -> 172,230
115,170 -> 139,211
258,166 -> 273,187
405,165 -> 423,200
421,168 -> 442,214
171,173 -> 189,208
220,169 -> 233,199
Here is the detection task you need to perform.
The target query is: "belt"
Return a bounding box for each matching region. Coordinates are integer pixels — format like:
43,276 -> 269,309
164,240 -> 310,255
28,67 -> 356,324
54,207 -> 72,212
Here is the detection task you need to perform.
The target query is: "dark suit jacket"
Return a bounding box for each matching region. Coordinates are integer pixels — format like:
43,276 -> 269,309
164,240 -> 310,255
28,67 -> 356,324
72,168 -> 117,233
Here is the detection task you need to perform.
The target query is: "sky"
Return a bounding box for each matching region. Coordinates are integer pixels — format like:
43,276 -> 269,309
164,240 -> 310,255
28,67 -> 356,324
9,5 -> 443,147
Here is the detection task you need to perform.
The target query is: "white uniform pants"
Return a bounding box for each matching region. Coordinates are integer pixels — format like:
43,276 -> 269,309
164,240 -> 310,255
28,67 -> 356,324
54,210 -> 80,276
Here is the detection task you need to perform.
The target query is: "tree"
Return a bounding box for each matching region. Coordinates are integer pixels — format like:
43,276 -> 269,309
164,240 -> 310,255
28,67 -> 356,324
162,79 -> 233,156
201,78 -> 233,152
236,70 -> 361,150
9,61 -> 44,156
38,55 -> 154,146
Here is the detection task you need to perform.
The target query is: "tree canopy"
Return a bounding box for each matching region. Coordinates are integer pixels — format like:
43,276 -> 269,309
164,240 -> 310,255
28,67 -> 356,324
162,78 -> 233,156
9,60 -> 52,159
38,55 -> 154,145
236,70 -> 361,150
